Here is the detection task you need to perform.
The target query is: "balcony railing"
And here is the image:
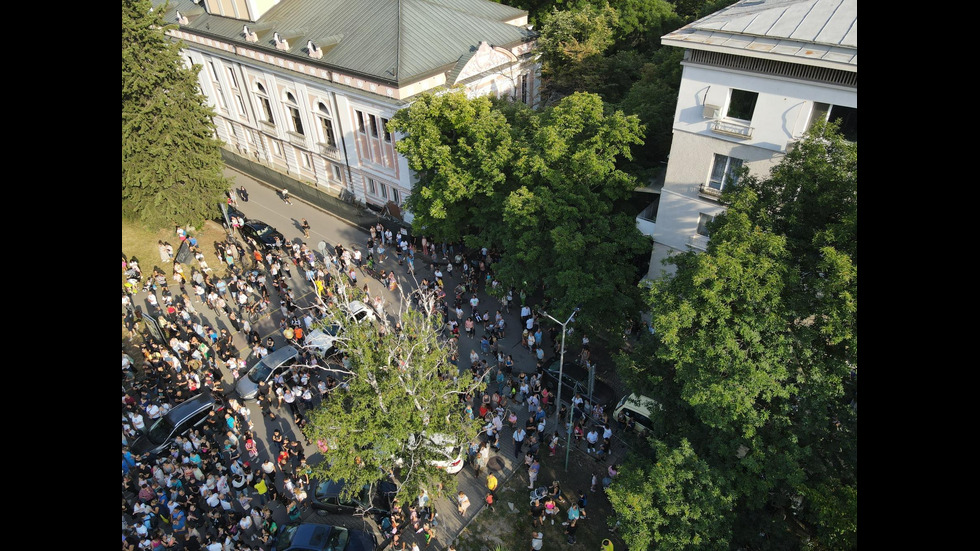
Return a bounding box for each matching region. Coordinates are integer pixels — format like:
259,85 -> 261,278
710,119 -> 753,139
317,142 -> 340,158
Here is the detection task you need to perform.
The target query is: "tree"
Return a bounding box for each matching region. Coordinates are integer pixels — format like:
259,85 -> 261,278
391,90 -> 650,339
122,0 -> 229,230
497,92 -> 650,334
607,438 -> 735,550
301,285 -> 484,504
388,88 -> 514,241
639,121 -> 857,547
535,2 -> 618,98
616,46 -> 684,167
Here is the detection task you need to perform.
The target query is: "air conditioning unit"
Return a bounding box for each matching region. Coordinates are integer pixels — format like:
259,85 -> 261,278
703,104 -> 721,119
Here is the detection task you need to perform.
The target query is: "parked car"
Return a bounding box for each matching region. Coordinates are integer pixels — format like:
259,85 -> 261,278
347,300 -> 377,324
235,345 -> 299,400
129,392 -> 219,457
239,218 -> 285,251
311,478 -> 397,517
612,393 -> 662,434
398,432 -> 465,475
272,523 -> 377,551
541,358 -> 617,413
306,323 -> 343,359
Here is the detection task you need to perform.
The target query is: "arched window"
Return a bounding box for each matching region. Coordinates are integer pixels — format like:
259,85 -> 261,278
317,102 -> 336,148
254,82 -> 274,125
285,92 -> 304,135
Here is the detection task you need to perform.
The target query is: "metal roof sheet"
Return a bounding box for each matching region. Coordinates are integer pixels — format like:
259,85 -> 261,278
154,0 -> 532,85
661,0 -> 856,71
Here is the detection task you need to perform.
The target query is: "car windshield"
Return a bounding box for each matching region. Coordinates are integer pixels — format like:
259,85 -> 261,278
275,525 -> 299,549
144,416 -> 176,445
322,324 -> 341,337
248,362 -> 273,383
251,224 -> 274,238
325,527 -> 349,551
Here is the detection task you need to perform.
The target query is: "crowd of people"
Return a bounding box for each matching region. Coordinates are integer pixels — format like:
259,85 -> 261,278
122,197 -> 623,550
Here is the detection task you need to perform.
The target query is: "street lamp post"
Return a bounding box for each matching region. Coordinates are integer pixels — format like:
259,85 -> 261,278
540,306 -> 579,471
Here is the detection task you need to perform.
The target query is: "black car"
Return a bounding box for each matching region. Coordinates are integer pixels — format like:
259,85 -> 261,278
312,479 -> 397,518
239,218 -> 285,251
540,358 -> 617,413
272,523 -> 377,551
129,392 -> 219,457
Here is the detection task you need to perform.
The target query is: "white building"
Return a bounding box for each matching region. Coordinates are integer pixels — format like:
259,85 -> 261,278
640,0 -> 856,279
154,0 -> 540,220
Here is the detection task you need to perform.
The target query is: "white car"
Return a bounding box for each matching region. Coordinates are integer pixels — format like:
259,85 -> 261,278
347,300 -> 378,323
397,432 -> 465,475
306,324 -> 342,358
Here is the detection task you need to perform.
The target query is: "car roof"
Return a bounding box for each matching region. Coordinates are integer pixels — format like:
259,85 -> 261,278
255,345 -> 298,368
617,394 -> 661,417
165,392 -> 216,423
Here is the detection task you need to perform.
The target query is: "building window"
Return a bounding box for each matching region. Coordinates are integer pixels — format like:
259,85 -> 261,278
235,95 -> 248,119
214,86 -> 227,110
521,74 -> 528,104
286,92 -> 304,135
708,154 -> 743,191
255,83 -> 274,124
366,177 -> 377,195
391,187 -> 400,206
245,129 -> 256,145
696,213 -> 714,237
808,103 -> 857,142
207,61 -> 219,80
272,140 -> 284,158
369,115 -> 379,138
226,67 -> 239,89
317,103 -> 337,147
381,118 -> 391,142
726,89 -> 758,121
379,183 -> 388,200
301,152 -> 313,169
332,164 -> 342,182
356,111 -> 366,133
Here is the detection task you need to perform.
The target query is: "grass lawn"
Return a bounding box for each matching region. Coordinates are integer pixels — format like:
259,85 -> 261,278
122,217 -> 232,288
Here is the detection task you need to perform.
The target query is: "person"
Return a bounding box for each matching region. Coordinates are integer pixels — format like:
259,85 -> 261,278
237,186 -> 249,202
601,539 -> 614,551
528,458 -> 540,489
280,187 -> 291,204
486,471 -> 498,498
530,531 -> 544,551
586,426 -> 600,454
457,491 -> 470,516
300,218 -> 311,238
485,491 -> 494,512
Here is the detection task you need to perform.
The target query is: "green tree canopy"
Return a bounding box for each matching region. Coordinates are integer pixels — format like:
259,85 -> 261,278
607,438 -> 735,551
388,89 -> 514,241
122,0 -> 229,230
302,287 -> 484,503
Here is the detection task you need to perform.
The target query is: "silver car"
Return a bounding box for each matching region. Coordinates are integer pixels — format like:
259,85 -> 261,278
235,345 -> 299,400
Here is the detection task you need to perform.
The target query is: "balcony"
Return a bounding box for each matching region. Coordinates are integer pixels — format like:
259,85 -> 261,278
687,234 -> 710,251
317,142 -> 340,158
287,131 -> 307,147
710,119 -> 753,139
698,183 -> 726,202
